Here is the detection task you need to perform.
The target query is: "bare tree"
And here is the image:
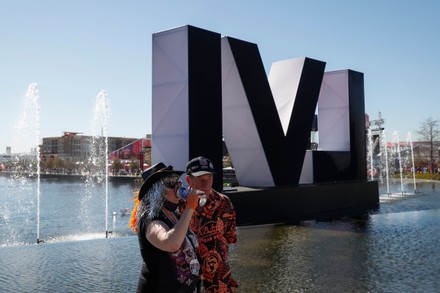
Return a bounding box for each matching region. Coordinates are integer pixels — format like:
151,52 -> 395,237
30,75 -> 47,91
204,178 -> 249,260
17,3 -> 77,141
417,117 -> 440,173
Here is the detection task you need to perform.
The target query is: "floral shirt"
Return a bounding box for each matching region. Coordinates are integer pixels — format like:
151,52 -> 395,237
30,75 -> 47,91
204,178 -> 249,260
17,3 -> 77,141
181,189 -> 238,293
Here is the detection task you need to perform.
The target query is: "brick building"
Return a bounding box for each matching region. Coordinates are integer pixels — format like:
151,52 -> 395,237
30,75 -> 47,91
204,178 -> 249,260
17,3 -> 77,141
41,132 -> 140,163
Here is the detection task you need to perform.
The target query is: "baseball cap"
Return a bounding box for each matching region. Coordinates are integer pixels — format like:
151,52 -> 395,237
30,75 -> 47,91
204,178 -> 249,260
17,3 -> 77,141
186,156 -> 215,177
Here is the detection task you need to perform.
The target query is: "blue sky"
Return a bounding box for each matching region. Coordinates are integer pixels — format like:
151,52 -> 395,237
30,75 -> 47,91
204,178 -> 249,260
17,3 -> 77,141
1,1 -> 440,153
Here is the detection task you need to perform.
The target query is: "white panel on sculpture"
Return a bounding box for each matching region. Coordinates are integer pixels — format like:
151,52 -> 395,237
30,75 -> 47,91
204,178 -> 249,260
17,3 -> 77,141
152,27 -> 189,169
318,70 -> 350,151
221,38 -> 275,187
299,150 -> 314,184
268,58 -> 305,135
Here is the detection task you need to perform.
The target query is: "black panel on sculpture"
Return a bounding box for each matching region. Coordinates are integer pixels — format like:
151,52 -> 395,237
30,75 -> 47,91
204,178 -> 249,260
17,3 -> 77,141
312,151 -> 352,182
285,58 -> 325,184
348,70 -> 367,181
226,37 -> 287,185
187,26 -> 223,190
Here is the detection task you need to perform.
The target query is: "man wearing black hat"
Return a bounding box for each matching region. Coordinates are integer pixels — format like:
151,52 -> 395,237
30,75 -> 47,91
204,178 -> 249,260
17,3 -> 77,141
184,156 -> 238,292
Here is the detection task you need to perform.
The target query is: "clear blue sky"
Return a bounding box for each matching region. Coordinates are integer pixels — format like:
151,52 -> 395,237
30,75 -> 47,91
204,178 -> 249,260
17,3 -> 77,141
1,0 -> 440,153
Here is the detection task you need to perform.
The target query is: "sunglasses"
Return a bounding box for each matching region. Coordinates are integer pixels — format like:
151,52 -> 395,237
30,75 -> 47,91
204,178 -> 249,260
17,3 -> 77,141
163,179 -> 182,190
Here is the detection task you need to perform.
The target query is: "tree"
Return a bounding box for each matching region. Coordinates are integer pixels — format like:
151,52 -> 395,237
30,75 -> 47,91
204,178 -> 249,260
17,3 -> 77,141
112,157 -> 123,172
417,117 -> 440,174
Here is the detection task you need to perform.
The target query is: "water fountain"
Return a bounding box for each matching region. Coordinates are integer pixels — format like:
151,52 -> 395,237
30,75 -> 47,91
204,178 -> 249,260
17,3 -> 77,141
367,127 -> 419,199
88,89 -> 111,238
407,132 -> 418,193
8,83 -> 42,244
381,129 -> 391,195
0,85 -> 130,247
27,84 -> 43,244
367,128 -> 374,181
392,131 -> 405,194
0,85 -> 40,245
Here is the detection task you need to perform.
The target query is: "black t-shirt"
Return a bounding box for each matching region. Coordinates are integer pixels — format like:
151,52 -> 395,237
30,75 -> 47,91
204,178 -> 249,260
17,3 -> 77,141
136,211 -> 199,293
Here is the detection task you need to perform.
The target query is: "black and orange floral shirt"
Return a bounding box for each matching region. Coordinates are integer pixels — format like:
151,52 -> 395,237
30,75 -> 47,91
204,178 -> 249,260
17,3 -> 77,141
180,189 -> 238,293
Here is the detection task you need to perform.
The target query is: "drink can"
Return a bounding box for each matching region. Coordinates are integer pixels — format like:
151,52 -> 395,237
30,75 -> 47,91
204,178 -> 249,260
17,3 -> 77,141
177,187 -> 207,207
177,187 -> 192,200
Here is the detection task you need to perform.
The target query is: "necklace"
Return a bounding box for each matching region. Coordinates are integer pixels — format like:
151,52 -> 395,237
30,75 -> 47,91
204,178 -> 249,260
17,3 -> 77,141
162,209 -> 197,244
161,209 -> 200,278
162,209 -> 178,224
163,210 -> 198,252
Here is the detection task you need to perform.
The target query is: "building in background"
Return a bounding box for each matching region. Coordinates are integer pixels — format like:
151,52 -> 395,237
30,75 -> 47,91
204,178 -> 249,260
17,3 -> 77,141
108,134 -> 152,173
41,132 -> 140,163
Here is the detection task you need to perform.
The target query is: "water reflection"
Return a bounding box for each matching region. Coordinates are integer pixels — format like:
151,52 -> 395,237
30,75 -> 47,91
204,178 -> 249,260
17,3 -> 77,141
231,207 -> 440,292
231,222 -> 373,292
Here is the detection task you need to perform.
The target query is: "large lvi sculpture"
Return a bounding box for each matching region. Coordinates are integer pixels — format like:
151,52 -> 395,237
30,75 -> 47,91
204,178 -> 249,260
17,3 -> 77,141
151,25 -> 378,225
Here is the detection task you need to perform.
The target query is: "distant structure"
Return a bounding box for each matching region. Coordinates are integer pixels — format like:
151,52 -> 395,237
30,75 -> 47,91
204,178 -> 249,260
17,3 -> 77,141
366,112 -> 385,156
0,154 -> 11,164
41,132 -> 139,162
108,135 -> 152,171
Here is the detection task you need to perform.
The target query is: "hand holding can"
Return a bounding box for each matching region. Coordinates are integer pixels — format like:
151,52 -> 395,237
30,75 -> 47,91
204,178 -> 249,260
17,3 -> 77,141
177,187 -> 207,207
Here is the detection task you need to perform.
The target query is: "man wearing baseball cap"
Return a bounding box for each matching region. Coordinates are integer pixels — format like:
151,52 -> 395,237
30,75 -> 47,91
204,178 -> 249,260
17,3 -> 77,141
183,156 -> 238,292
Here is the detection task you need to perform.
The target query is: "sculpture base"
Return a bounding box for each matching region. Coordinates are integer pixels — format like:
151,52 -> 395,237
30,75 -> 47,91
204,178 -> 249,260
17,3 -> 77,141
224,180 -> 379,226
